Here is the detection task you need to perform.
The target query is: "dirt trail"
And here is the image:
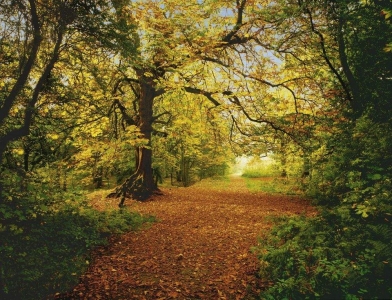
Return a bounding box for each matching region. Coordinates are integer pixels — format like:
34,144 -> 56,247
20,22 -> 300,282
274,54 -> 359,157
63,176 -> 316,299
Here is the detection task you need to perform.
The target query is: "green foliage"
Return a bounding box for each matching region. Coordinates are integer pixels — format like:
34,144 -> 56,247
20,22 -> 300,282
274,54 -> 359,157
240,156 -> 280,178
0,170 -> 154,299
308,116 -> 392,209
240,156 -> 305,194
241,168 -> 279,178
253,0 -> 392,293
152,93 -> 233,186
244,177 -> 302,195
343,0 -> 392,120
254,212 -> 392,299
255,115 -> 392,299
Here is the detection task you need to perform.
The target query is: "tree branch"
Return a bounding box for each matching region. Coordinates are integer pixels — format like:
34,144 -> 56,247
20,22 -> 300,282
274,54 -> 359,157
0,0 -> 42,125
221,0 -> 247,45
0,23 -> 64,160
229,95 -> 301,144
109,99 -> 137,126
151,111 -> 171,123
183,86 -> 221,107
299,0 -> 353,104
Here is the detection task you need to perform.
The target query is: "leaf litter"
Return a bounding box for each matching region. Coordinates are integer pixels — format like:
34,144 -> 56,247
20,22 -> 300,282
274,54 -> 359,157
55,175 -> 317,299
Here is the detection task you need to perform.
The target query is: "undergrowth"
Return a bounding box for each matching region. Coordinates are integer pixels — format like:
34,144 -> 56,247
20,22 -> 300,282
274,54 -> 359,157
253,212 -> 392,299
253,116 -> 392,299
245,177 -> 303,195
0,171 -> 155,300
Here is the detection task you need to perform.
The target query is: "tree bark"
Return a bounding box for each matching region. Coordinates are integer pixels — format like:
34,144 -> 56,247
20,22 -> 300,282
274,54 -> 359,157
110,71 -> 160,206
337,16 -> 362,115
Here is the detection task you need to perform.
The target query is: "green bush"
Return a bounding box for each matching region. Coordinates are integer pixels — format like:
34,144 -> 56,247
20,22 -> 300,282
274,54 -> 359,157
254,212 -> 392,299
253,116 -> 392,299
0,171 -> 154,299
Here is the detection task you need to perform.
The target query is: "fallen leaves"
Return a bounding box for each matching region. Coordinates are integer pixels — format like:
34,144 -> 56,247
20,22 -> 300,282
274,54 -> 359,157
54,176 -> 316,299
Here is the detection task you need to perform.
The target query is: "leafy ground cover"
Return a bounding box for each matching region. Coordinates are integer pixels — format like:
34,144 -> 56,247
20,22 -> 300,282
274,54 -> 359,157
55,175 -> 316,299
0,169 -> 156,300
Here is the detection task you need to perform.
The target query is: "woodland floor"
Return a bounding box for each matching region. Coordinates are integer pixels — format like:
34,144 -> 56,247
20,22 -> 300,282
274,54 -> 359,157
60,175 -> 317,300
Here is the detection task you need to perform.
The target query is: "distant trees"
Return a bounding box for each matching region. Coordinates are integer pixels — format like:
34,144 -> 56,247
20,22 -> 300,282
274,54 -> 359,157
153,92 -> 232,187
104,0 -> 343,205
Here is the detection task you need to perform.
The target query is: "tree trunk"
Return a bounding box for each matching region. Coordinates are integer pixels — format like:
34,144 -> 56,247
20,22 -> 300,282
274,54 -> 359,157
0,0 -> 42,164
110,72 -> 160,207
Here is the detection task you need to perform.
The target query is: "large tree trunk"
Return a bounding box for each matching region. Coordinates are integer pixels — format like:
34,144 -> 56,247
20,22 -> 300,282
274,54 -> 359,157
111,72 -> 160,207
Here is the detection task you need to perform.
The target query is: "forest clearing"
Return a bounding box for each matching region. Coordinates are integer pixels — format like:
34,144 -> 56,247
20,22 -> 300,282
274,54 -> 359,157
57,175 -> 317,299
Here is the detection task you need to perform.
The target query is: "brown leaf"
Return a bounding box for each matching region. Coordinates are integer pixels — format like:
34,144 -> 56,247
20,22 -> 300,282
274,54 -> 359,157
57,176 -> 316,299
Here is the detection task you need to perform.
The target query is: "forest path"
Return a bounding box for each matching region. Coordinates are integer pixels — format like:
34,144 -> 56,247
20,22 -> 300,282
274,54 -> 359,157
67,176 -> 316,299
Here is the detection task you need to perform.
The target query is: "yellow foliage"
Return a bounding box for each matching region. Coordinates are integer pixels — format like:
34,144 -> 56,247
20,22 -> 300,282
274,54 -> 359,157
13,148 -> 24,155
47,133 -> 59,140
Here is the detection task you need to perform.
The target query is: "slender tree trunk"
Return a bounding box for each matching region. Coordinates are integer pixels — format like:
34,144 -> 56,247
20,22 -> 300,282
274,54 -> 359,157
0,0 -> 42,126
337,16 -> 362,115
0,0 -> 42,164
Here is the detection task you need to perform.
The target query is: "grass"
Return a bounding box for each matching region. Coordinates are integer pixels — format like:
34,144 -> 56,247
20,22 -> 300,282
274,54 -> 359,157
193,175 -> 233,191
159,174 -> 232,190
241,164 -> 281,178
244,177 -> 303,195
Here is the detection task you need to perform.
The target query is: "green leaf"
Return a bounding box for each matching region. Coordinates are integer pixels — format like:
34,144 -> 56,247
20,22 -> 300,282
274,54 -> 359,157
382,9 -> 392,20
384,43 -> 392,53
368,173 -> 382,180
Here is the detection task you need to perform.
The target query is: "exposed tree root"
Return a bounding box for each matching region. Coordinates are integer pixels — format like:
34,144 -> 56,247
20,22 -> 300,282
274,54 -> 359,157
107,173 -> 159,207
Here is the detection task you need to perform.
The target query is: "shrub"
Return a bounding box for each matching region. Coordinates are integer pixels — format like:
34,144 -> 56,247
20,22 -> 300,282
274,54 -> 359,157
254,117 -> 392,299
254,212 -> 392,299
0,171 -> 154,299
